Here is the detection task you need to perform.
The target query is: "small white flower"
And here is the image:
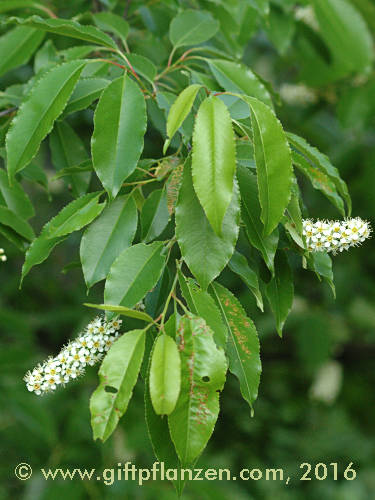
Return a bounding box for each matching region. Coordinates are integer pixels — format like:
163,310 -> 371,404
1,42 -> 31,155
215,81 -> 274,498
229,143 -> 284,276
0,248 -> 7,262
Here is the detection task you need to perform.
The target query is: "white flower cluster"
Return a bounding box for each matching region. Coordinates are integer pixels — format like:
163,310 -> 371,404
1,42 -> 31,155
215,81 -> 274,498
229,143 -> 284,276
24,316 -> 122,395
303,218 -> 371,254
280,83 -> 317,107
0,248 -> 7,262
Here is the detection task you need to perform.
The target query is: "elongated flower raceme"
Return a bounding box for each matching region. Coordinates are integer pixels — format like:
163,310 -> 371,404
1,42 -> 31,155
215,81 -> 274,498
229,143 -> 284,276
24,316 -> 122,395
303,218 -> 371,254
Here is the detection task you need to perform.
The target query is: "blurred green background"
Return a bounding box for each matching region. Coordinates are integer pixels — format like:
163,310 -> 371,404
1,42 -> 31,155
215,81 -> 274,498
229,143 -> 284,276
1,1 -> 375,499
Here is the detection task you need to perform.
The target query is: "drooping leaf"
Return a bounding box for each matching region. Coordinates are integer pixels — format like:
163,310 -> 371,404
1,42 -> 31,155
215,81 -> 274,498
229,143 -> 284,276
21,224 -> 67,285
208,59 -> 273,109
0,26 -> 45,77
49,121 -> 90,198
104,242 -> 166,309
176,158 -> 240,290
150,333 -> 181,415
164,84 -> 202,154
90,329 -> 146,441
141,188 -> 169,243
80,195 -> 137,288
169,10 -> 219,48
0,169 -> 34,220
242,95 -> 293,235
6,60 -> 85,181
0,223 -> 28,251
63,77 -> 110,116
92,11 -> 129,43
288,132 -> 351,215
84,303 -> 153,323
168,314 -> 227,465
265,250 -> 294,337
6,15 -> 117,49
125,54 -> 157,84
34,39 -> 59,74
0,206 -> 34,241
228,250 -> 264,311
47,192 -> 106,239
91,74 -> 147,198
313,0 -> 373,73
237,166 -> 279,273
178,273 -> 227,349
210,282 -> 261,411
192,96 -> 236,235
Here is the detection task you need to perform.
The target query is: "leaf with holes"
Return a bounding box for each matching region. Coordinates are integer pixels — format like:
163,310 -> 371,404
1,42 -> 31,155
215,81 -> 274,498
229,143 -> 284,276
90,329 -> 146,441
178,273 -> 227,349
80,195 -> 137,288
6,60 -> 85,181
176,158 -> 239,290
210,283 -> 261,411
150,333 -> 181,415
168,314 -> 227,465
91,74 -> 147,198
192,96 -> 236,236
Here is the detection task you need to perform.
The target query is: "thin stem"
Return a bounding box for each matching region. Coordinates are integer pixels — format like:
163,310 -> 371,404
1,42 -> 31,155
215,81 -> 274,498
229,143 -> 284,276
160,260 -> 179,328
172,294 -> 189,314
122,178 -> 159,187
0,107 -> 17,118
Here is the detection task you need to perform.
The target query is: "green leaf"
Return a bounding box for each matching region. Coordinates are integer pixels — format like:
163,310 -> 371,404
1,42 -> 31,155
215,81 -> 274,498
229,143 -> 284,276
63,77 -> 110,116
0,223 -> 28,251
169,9 -> 219,48
90,329 -> 146,441
0,169 -> 34,220
21,225 -> 67,285
92,12 -> 129,42
84,303 -> 153,323
228,251 -> 264,311
192,96 -> 236,236
91,74 -> 147,198
164,84 -> 202,154
6,15 -> 118,49
176,158 -> 240,290
80,195 -> 137,288
168,314 -> 227,465
306,252 -> 335,298
144,342 -> 184,495
208,59 -> 273,109
6,60 -> 85,181
243,96 -> 293,235
237,166 -> 278,273
125,54 -> 157,84
49,121 -> 90,198
104,242 -> 166,309
288,132 -> 351,216
178,273 -> 227,349
313,0 -> 373,73
141,188 -> 170,243
251,0 -> 269,16
265,251 -> 294,337
51,160 -> 92,180
47,192 -> 106,239
0,1 -> 55,15
150,333 -> 181,415
0,26 -> 45,77
34,40 -> 59,74
20,162 -> 49,192
0,206 -> 34,241
210,283 -> 261,411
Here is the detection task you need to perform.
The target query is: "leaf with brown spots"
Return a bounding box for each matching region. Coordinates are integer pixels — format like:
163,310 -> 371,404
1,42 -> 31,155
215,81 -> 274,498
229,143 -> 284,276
210,283 -> 261,411
90,329 -> 146,441
168,314 -> 227,466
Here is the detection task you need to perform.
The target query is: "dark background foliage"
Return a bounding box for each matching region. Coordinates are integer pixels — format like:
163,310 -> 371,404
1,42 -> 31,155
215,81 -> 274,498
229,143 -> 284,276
1,0 -> 375,498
